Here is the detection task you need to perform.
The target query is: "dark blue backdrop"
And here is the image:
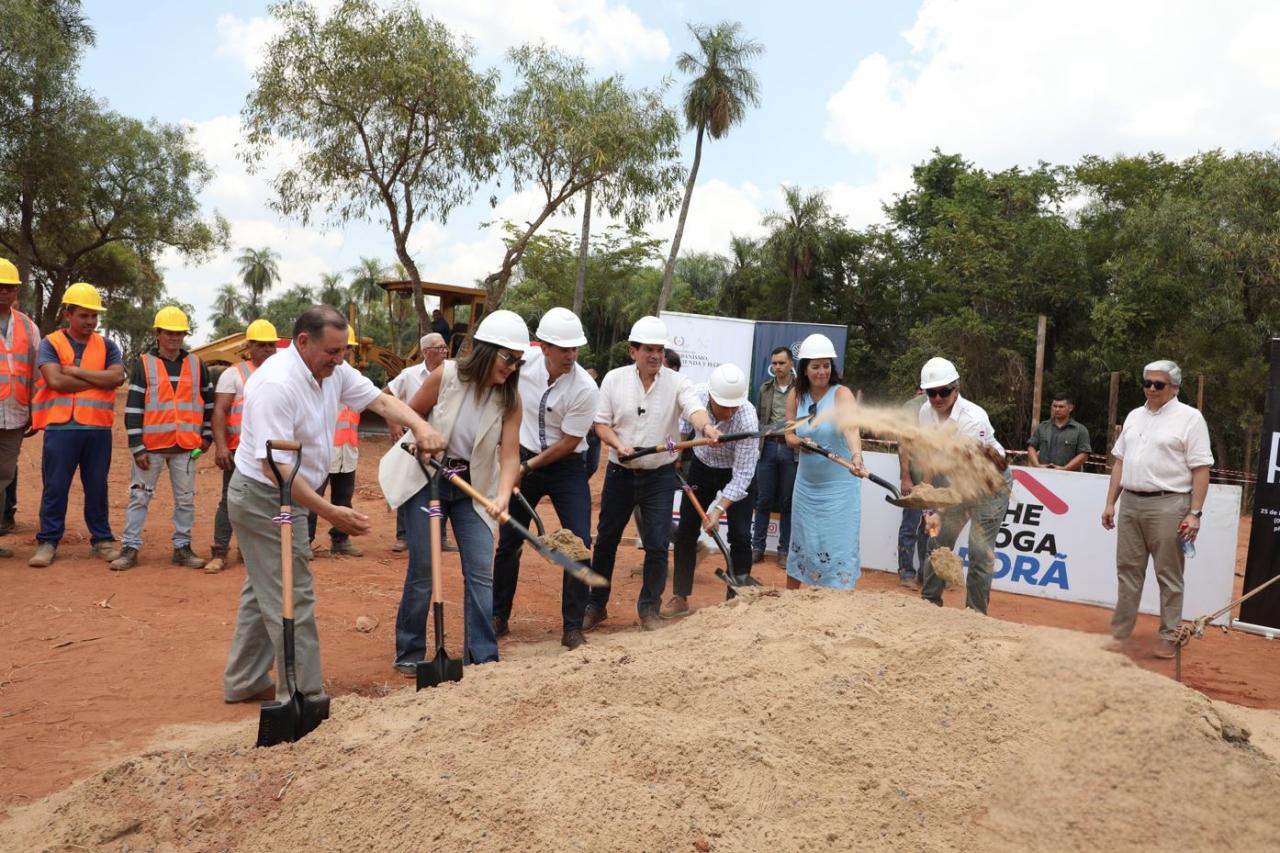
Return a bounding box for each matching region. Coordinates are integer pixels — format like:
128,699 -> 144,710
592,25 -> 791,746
750,321 -> 849,396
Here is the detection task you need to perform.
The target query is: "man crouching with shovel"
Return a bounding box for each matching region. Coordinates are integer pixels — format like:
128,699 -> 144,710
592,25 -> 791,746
223,306 -> 445,706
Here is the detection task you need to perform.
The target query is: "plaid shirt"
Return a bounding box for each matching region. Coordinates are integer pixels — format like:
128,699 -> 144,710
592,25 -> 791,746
682,386 -> 759,504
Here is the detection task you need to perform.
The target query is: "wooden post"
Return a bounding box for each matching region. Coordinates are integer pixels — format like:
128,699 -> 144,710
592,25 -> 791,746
1031,314 -> 1047,430
1197,374 -> 1205,410
1107,371 -> 1121,454
1244,426 -> 1258,512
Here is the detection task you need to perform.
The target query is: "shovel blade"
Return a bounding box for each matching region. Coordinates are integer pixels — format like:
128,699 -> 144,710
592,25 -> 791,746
415,650 -> 464,690
256,690 -> 329,746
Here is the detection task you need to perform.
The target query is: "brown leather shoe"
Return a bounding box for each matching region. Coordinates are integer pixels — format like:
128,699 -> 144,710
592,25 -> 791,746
93,539 -> 122,562
561,629 -> 587,650
1154,639 -> 1178,659
492,615 -> 509,637
582,606 -> 608,632
659,595 -> 689,619
204,545 -> 228,574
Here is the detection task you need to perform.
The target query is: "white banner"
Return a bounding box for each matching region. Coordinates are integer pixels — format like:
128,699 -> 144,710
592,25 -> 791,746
659,311 -> 756,389
751,451 -> 1240,624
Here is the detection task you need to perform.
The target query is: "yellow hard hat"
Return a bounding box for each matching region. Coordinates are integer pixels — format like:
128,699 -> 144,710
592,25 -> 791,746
153,305 -> 190,332
245,318 -> 278,342
0,259 -> 19,286
63,282 -> 105,312
347,325 -> 357,346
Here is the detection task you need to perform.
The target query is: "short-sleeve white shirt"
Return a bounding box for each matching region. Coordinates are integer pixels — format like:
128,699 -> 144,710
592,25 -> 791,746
919,394 -> 1005,457
234,344 -> 380,490
518,352 -> 599,454
1112,397 -> 1213,492
215,363 -> 247,396
387,362 -> 429,403
596,365 -> 706,470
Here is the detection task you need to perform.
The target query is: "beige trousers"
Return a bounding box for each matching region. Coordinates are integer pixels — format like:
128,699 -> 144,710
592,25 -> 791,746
1112,491 -> 1190,641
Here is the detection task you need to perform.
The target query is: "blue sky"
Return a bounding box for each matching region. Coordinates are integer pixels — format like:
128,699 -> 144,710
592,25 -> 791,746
76,1 -> 1280,340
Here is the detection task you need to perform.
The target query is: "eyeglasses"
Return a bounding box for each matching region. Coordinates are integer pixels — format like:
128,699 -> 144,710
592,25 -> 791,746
1141,379 -> 1168,390
926,385 -> 956,399
497,351 -> 525,368
427,345 -> 448,352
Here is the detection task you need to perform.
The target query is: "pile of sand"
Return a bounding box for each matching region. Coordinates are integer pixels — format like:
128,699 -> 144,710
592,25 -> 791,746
4,591 -> 1279,852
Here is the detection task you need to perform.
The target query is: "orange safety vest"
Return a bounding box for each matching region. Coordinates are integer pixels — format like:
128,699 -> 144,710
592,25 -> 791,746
225,361 -> 254,451
0,309 -> 38,405
334,405 -> 359,448
139,352 -> 204,451
30,330 -> 116,429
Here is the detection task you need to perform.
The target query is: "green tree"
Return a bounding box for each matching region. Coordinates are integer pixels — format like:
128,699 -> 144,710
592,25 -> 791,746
260,284 -> 317,336
656,21 -> 763,313
317,271 -> 348,308
236,246 -> 280,316
762,185 -> 840,321
243,0 -> 499,334
209,282 -> 248,340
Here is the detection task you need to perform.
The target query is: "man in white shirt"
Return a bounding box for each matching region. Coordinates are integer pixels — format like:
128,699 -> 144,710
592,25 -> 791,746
586,315 -> 720,632
903,356 -> 1013,614
223,306 -> 445,704
383,332 -> 448,551
491,308 -> 599,650
1101,359 -> 1213,658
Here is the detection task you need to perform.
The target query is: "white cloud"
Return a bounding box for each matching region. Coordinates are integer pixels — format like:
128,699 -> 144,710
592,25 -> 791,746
824,0 -> 1280,225
213,13 -> 281,73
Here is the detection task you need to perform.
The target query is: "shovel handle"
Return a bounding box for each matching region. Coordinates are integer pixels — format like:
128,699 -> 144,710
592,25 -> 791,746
512,487 -> 544,536
265,440 -> 304,621
618,421 -> 798,462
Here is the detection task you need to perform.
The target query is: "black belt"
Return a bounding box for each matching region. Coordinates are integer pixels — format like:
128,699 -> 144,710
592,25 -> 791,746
764,435 -> 788,443
608,461 -> 673,477
1123,488 -> 1187,498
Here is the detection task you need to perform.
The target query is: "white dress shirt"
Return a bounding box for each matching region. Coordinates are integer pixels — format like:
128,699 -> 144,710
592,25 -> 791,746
1112,397 -> 1213,492
234,344 -> 380,490
596,364 -> 705,470
919,393 -> 1005,457
387,362 -> 429,403
518,353 -> 599,454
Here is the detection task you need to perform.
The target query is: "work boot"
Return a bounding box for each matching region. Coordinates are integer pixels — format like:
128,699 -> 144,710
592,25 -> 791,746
172,545 -> 207,569
28,542 -> 55,568
329,539 -> 363,557
110,546 -> 139,572
751,548 -> 765,564
660,595 -> 689,619
582,605 -> 608,632
392,538 -> 408,553
1154,639 -> 1177,660
204,545 -> 228,574
639,613 -> 663,632
93,539 -> 122,562
561,629 -> 587,650
492,615 -> 510,638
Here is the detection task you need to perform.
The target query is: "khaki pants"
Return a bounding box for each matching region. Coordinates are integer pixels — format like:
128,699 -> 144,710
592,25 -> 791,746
222,470 -> 322,702
1113,491 -> 1190,641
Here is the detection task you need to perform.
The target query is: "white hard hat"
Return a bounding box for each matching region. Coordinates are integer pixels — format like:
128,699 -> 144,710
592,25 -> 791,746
536,307 -> 588,347
708,363 -> 749,407
474,309 -> 530,352
920,356 -> 960,389
628,315 -> 668,346
796,333 -> 838,360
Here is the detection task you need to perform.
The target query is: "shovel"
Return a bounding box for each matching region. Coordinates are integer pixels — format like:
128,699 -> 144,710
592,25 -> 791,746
673,464 -> 762,597
798,437 -> 954,510
414,458 -> 463,690
256,439 -> 331,747
619,419 -> 796,463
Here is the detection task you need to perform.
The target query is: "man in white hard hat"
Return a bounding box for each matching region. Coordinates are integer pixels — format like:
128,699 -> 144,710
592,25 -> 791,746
384,331 -> 450,552
901,356 -> 1012,614
491,307 -> 599,650
662,362 -> 759,618
586,315 -> 720,632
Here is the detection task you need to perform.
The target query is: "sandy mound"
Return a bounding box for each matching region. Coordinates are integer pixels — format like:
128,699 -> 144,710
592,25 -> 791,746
4,591 -> 1279,852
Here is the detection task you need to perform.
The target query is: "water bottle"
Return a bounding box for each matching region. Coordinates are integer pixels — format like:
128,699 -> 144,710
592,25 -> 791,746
1182,538 -> 1196,559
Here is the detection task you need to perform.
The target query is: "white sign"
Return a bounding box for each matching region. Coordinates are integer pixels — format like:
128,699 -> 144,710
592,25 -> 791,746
755,451 -> 1239,624
659,311 -> 756,389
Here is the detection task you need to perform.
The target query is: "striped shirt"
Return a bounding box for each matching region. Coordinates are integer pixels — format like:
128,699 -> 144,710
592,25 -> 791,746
124,347 -> 213,455
682,386 -> 759,504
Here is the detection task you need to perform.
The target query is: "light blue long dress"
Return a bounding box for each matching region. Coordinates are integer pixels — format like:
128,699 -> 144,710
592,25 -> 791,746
788,388 -> 862,588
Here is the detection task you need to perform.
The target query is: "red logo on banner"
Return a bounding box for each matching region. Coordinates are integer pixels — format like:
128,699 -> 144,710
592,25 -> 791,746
1011,469 -> 1070,515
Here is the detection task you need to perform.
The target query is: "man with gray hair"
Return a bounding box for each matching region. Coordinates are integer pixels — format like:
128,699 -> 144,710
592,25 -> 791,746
384,331 -> 450,552
1101,359 -> 1213,659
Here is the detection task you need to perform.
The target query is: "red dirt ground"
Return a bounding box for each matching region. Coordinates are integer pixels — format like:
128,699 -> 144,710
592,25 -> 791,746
1,425 -> 1277,817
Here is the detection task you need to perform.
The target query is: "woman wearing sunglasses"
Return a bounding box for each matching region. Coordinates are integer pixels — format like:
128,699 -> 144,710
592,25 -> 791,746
784,333 -> 865,590
393,310 -> 529,671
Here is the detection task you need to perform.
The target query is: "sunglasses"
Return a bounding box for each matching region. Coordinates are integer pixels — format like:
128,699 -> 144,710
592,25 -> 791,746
497,351 -> 525,368
1141,379 -> 1168,390
926,385 -> 956,399
807,403 -> 817,418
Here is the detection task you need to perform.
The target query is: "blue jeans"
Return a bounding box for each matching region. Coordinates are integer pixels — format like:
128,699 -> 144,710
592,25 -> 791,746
588,462 -> 676,618
38,428 -> 114,545
393,477 -> 497,666
897,509 -> 926,578
493,452 -> 592,631
752,439 -> 796,553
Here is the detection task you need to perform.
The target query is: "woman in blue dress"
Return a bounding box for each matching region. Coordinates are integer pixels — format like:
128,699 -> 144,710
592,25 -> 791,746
785,333 -> 865,589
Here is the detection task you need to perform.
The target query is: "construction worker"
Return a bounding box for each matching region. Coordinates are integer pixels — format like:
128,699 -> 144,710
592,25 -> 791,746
28,282 -> 125,568
206,319 -> 279,573
111,306 -> 214,571
307,324 -> 361,558
0,259 -> 39,559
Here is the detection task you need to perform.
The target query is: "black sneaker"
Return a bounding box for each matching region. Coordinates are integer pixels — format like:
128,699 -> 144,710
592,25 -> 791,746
582,605 -> 608,632
393,661 -> 417,676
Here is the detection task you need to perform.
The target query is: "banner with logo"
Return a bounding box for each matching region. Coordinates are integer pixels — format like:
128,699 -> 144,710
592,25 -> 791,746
749,321 -> 848,395
750,451 -> 1239,623
1241,338 -> 1280,630
659,311 -> 757,389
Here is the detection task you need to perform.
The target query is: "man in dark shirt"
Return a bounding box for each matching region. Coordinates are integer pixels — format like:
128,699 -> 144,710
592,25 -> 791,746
1027,392 -> 1091,470
430,308 -> 451,344
111,306 -> 214,570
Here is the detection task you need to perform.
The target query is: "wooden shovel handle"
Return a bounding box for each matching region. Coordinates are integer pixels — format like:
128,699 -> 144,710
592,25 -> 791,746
440,467 -> 510,523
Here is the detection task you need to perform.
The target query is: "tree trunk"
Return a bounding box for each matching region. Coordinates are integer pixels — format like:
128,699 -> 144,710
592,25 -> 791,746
657,122 -> 706,314
396,245 -> 429,336
573,184 -> 593,316
386,291 -> 400,358
786,268 -> 799,322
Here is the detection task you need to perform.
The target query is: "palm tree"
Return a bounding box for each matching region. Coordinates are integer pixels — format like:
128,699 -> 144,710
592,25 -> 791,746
656,21 -> 763,313
762,185 -> 835,321
317,272 -> 348,309
210,283 -> 248,338
350,257 -> 397,353
236,246 -> 281,316
719,234 -> 757,317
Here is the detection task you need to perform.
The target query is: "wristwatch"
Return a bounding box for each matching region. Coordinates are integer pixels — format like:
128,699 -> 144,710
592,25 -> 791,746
520,461 -> 531,476
1189,509 -> 1203,518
